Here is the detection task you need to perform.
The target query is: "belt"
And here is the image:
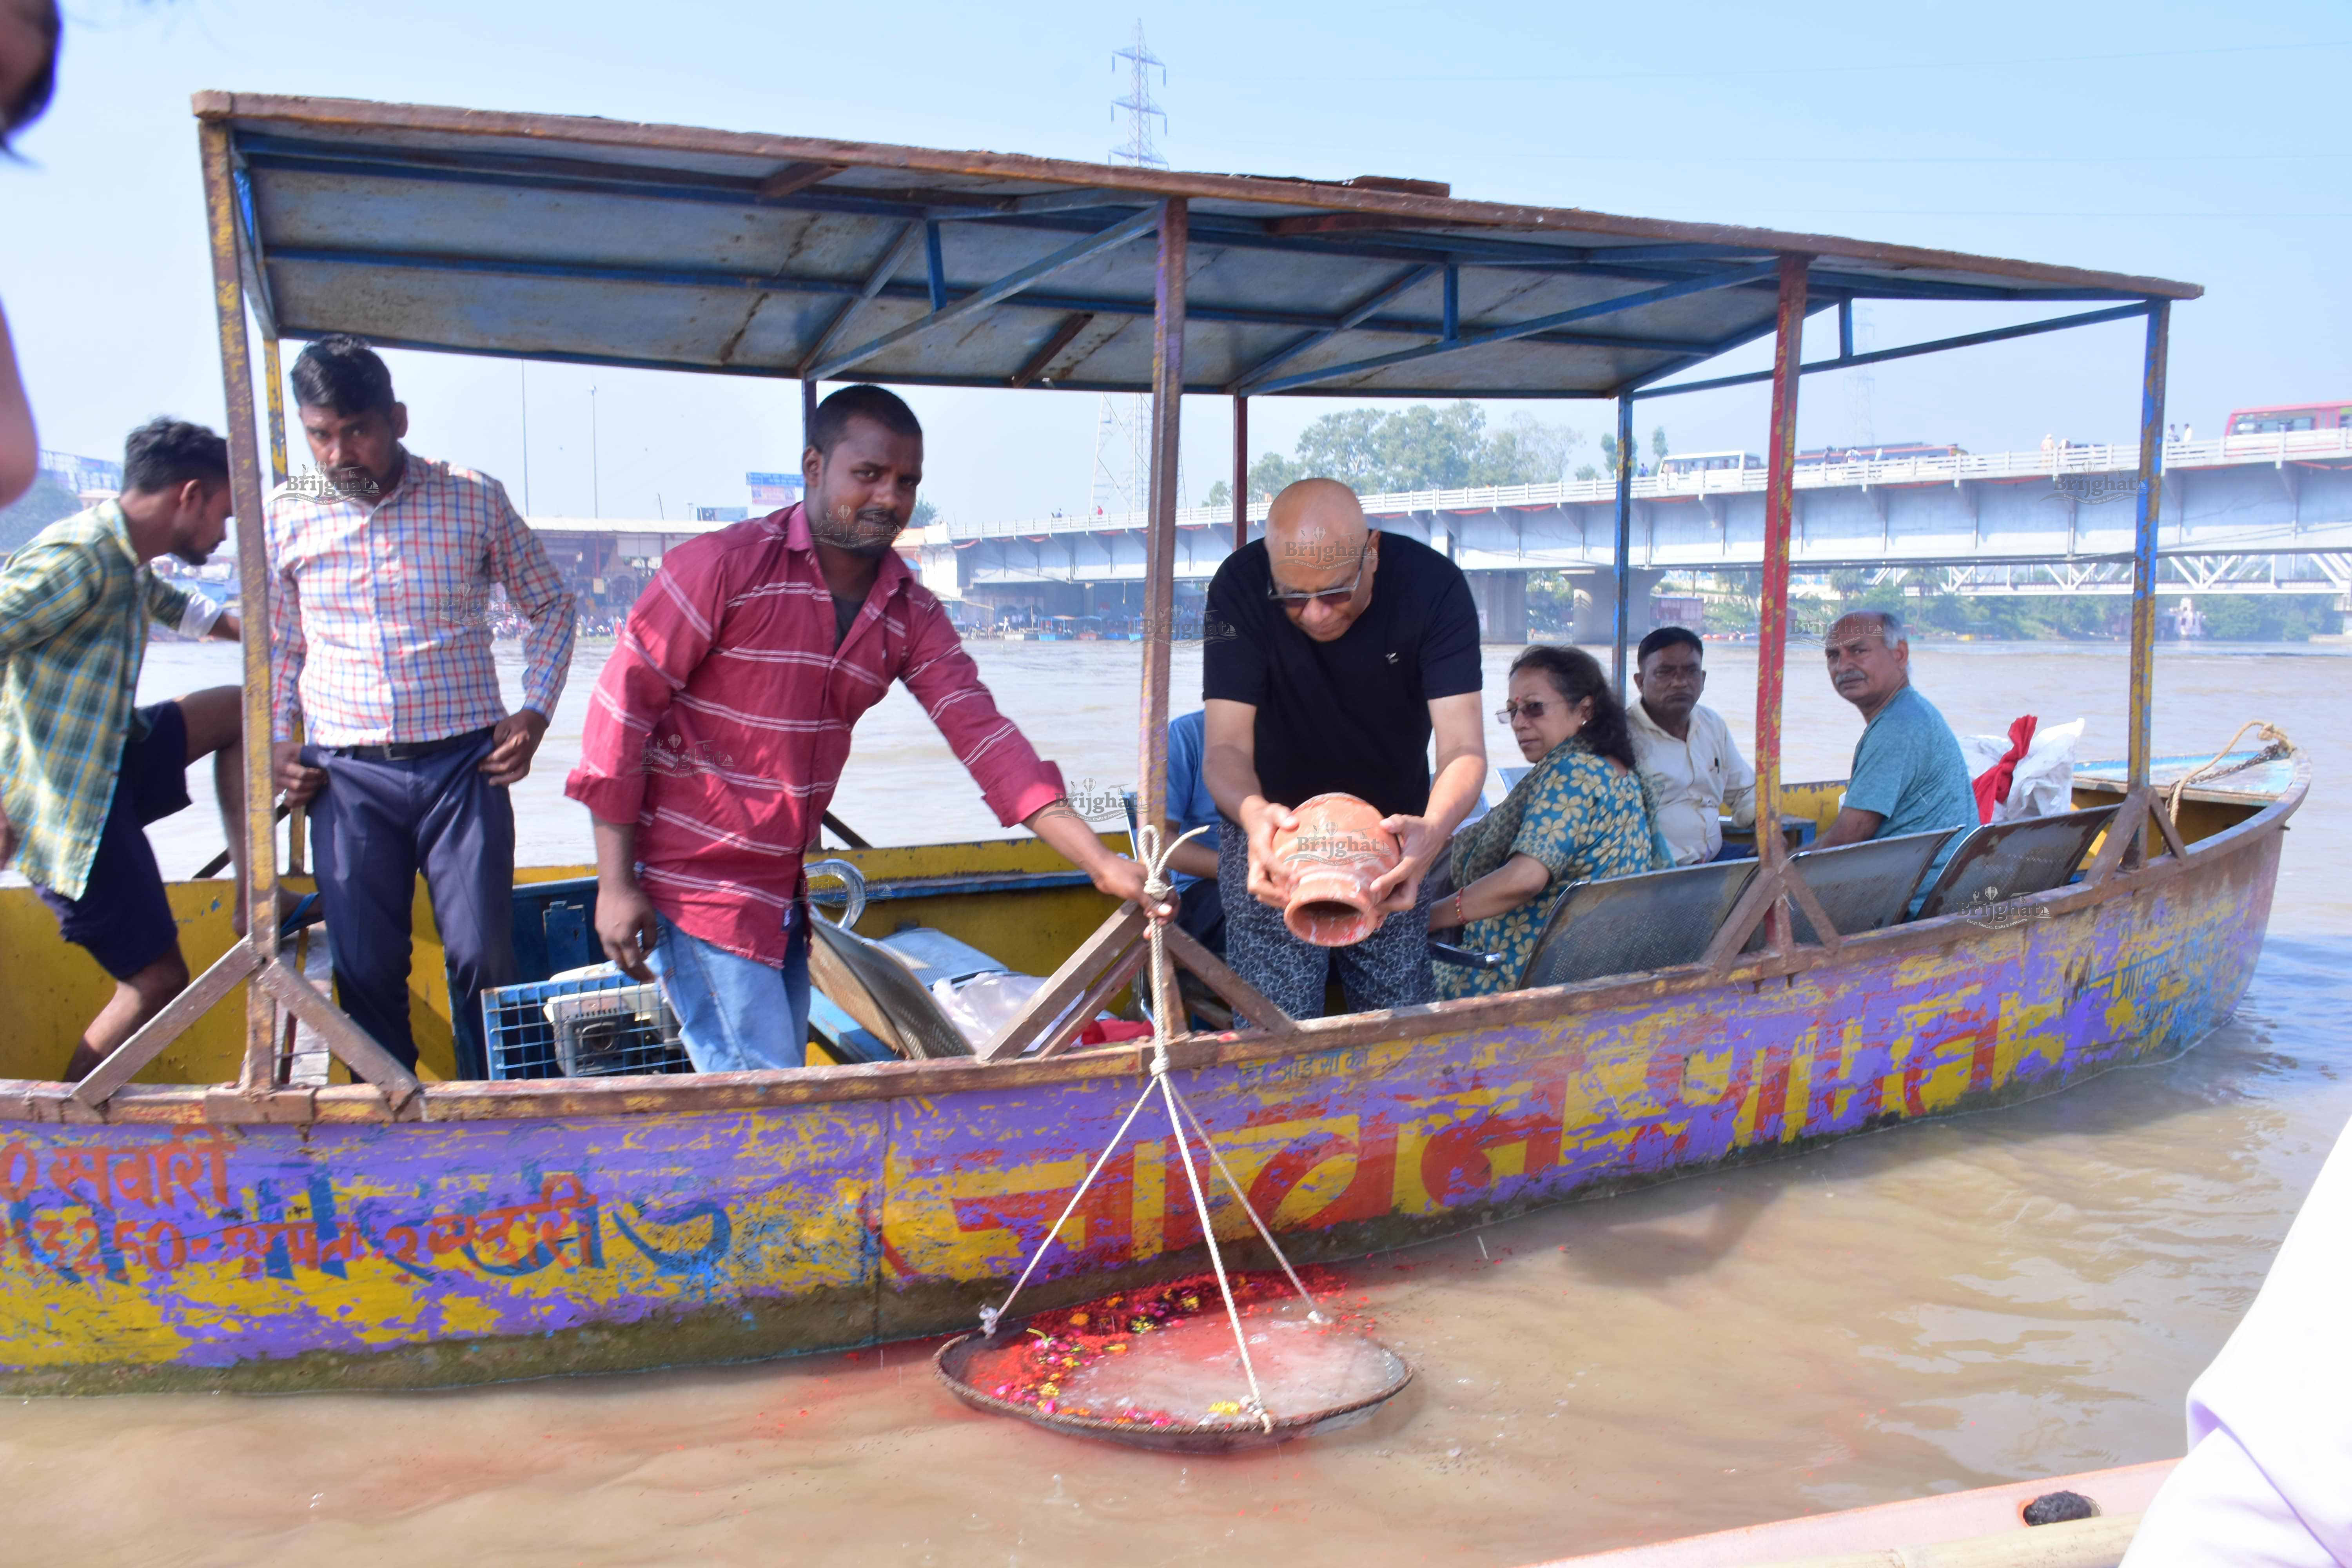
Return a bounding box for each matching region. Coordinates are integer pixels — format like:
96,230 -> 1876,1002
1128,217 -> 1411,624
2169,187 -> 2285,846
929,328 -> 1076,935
325,724 -> 495,763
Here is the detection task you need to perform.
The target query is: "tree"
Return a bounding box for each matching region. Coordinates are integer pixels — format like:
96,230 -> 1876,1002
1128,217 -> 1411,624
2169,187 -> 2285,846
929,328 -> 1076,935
1650,425 -> 1670,463
1236,402 -> 1583,501
911,498 -> 938,529
1203,479 -> 1230,508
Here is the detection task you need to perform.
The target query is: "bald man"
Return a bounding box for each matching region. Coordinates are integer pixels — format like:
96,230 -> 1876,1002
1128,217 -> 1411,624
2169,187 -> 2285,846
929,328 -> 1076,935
1200,479 -> 1486,1018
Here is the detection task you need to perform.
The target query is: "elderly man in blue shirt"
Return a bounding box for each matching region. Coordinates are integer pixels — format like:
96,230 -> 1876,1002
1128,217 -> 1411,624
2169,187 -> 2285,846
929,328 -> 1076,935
1815,609 -> 1976,906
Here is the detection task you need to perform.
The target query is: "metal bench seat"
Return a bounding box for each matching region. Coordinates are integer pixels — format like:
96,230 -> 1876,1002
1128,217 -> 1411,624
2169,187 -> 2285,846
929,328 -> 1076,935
1747,828 -> 1957,950
1519,856 -> 1761,990
1913,805 -> 2120,922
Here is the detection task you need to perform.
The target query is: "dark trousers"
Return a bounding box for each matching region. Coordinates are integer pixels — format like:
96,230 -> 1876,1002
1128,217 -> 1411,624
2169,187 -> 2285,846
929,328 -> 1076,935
302,729 -> 517,1077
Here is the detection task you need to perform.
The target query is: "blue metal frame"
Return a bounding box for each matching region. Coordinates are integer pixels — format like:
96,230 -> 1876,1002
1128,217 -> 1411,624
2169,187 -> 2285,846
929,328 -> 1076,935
1225,263 -> 1439,391
1631,302 -> 2153,401
262,244 -> 1721,359
923,221 -> 947,311
1240,261 -> 1782,397
795,222 -> 923,378
1442,265 -> 1459,341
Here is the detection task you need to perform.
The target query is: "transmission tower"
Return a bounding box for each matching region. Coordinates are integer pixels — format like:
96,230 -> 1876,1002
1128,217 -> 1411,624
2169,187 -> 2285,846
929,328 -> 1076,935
1845,303 -> 1878,452
1088,22 -> 1168,527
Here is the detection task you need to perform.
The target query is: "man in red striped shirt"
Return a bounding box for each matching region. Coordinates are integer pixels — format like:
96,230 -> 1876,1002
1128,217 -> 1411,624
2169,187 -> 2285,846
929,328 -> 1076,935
566,385 -> 1153,1071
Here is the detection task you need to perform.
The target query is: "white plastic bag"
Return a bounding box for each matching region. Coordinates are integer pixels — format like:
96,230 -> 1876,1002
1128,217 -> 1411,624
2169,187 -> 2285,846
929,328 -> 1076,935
1959,718 -> 2083,823
930,972 -> 1049,1048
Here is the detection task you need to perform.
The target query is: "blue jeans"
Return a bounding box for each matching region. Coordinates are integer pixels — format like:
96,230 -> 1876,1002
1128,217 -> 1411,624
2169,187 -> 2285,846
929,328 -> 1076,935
644,909 -> 811,1072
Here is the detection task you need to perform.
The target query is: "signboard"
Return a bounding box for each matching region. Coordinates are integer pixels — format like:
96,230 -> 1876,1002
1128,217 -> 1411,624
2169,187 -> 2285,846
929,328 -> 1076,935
746,471 -> 803,506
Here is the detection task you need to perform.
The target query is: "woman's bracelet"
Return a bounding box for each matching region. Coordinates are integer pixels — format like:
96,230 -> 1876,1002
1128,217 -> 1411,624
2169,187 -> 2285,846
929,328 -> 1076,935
1452,890 -> 1466,928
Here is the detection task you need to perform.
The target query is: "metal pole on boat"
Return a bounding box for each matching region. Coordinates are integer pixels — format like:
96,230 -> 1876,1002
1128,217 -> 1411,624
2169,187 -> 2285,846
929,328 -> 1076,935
1753,254 -> 1812,943
1610,395 -> 1634,695
2126,300 -> 2170,793
1138,199 -> 1188,1005
200,119 -> 284,1085
802,377 -> 819,461
1231,394 -> 1249,549
261,336 -> 289,486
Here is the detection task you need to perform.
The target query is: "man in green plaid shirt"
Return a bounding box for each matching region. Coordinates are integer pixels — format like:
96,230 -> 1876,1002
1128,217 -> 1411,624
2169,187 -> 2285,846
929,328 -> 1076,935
0,419 -> 249,1080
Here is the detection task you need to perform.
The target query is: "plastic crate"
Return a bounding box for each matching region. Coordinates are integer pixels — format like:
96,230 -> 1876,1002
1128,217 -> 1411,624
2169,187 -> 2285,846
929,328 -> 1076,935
483,971 -> 691,1080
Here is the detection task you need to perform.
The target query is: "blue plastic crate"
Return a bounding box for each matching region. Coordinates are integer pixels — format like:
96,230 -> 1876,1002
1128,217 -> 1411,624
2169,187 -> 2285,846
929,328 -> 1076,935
483,971 -> 690,1080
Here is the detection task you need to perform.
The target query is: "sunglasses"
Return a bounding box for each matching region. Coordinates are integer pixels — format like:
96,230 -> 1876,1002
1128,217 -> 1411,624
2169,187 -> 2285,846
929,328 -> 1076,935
1496,699 -> 1553,723
1266,548 -> 1370,608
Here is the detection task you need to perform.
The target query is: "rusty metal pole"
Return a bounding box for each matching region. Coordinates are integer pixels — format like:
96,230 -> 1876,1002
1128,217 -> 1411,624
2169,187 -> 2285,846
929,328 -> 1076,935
201,120 -> 282,1086
1754,254 -> 1811,940
1610,396 -> 1634,695
1137,198 -> 1188,842
262,337 -> 289,486
2126,301 -> 2169,791
1231,394 -> 1249,549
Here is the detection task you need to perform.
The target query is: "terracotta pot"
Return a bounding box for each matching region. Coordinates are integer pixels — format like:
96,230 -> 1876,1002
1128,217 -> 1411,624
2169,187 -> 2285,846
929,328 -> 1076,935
1270,793 -> 1401,947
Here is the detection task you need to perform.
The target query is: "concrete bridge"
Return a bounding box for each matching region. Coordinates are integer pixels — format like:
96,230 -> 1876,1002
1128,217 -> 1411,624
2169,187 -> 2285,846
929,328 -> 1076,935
917,429 -> 2352,640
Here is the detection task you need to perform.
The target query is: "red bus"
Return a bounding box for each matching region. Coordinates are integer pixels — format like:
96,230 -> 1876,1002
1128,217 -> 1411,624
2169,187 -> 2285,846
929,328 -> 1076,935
2225,401 -> 2352,436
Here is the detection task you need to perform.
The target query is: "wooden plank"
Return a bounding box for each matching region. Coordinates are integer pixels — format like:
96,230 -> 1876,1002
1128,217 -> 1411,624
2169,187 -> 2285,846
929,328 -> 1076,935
1704,867 -> 1784,974
258,957 -> 423,1115
1783,868 -> 1848,953
70,940 -> 262,1111
2149,797 -> 2193,862
976,902 -> 1147,1062
2080,789 -> 2149,888
1161,922 -> 1297,1036
1031,940 -> 1148,1059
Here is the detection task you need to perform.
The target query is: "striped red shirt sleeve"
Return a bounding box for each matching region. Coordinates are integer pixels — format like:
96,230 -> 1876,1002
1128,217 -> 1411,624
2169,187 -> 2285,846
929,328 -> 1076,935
897,589 -> 1066,828
568,548 -> 722,828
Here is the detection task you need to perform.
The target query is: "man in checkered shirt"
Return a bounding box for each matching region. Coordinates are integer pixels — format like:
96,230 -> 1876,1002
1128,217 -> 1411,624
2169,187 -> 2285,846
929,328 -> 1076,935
269,336 -> 577,1077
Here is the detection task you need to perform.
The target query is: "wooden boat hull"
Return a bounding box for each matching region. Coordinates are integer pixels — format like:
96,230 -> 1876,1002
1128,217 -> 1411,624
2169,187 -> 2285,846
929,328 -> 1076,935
0,774 -> 2293,1393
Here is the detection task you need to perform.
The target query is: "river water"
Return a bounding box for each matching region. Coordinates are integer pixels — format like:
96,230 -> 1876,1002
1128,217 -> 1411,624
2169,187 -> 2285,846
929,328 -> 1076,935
7,637 -> 2345,1566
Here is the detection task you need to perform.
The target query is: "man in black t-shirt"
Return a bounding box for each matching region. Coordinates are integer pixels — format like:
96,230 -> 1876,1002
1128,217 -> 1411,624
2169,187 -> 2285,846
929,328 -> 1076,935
1201,479 -> 1487,1018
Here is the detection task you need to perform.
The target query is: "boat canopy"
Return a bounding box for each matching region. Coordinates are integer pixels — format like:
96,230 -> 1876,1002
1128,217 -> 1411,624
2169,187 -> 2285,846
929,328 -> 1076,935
198,92 -> 2197,401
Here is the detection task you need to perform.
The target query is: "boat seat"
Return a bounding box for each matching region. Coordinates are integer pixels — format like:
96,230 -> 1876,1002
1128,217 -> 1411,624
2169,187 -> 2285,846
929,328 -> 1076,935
1519,856 -> 1760,989
1746,828 -> 1956,950
1912,805 -> 2121,922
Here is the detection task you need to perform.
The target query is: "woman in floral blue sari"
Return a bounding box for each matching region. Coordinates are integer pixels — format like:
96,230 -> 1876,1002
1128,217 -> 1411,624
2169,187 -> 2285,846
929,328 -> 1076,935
1430,645 -> 1662,998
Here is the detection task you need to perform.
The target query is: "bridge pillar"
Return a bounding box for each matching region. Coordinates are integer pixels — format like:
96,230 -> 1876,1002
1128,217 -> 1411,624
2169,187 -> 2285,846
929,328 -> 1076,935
1466,570 -> 1529,643
1565,568 -> 1666,648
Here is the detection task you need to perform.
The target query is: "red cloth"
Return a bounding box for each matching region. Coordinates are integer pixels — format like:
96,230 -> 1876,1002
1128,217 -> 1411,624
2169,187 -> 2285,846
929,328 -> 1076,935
1079,1018 -> 1155,1046
1971,714 -> 2038,824
566,505 -> 1065,962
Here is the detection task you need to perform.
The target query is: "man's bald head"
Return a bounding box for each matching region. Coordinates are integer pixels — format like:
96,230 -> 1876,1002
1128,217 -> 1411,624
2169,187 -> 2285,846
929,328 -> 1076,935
1263,478 -> 1379,642
1265,477 -> 1368,557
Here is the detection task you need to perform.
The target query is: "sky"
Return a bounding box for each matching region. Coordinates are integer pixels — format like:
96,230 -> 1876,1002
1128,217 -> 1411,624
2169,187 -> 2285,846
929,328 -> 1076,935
5,0 -> 2348,526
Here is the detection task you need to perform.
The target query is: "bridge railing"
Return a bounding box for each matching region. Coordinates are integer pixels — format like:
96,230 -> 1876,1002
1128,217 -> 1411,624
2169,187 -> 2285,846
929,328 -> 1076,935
943,428 -> 2352,543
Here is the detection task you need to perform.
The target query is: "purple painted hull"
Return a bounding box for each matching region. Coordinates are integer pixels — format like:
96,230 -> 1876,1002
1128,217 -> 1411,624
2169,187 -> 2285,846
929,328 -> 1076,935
0,792 -> 2287,1392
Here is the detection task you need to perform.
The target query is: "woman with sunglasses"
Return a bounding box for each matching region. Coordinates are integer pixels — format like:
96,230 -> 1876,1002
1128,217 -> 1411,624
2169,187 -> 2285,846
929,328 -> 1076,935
1430,644 -> 1664,998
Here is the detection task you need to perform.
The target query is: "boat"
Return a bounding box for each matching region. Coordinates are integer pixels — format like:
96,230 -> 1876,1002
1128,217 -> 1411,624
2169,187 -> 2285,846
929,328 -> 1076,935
0,93 -> 2282,1396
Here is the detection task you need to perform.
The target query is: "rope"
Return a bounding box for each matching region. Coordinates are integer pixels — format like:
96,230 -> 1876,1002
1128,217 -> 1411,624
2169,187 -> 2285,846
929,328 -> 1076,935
2161,721 -> 2290,825
978,821 -> 1326,1434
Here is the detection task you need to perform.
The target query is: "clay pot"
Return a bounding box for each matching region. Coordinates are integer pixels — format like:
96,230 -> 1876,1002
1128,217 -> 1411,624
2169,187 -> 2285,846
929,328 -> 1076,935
1270,793 -> 1401,947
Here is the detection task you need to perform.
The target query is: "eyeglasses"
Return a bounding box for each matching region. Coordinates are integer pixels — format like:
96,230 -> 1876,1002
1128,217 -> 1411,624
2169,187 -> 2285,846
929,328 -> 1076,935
1495,699 -> 1552,723
1266,550 -> 1370,608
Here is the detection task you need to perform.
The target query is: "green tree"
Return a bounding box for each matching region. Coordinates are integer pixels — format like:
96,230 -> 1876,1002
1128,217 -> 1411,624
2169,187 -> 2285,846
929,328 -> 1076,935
1651,425 -> 1670,463
1203,479 -> 1230,508
911,499 -> 938,529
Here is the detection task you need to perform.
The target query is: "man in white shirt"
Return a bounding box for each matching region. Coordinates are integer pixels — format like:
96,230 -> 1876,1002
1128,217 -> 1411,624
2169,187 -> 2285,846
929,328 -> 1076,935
1627,626 -> 1756,865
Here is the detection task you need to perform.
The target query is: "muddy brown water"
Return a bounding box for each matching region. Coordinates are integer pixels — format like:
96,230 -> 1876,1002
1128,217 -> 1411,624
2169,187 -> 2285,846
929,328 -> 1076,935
10,638 -> 2344,1567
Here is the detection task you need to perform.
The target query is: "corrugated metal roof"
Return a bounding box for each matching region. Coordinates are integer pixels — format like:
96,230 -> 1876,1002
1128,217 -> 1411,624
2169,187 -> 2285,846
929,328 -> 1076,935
201,93 -> 2201,400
